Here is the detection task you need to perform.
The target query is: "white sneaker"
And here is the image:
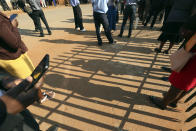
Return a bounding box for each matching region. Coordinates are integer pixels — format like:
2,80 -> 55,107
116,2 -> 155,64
75,27 -> 80,31
80,28 -> 86,32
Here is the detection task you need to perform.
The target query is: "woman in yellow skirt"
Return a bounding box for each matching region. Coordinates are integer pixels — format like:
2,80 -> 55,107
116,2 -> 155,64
0,12 -> 54,102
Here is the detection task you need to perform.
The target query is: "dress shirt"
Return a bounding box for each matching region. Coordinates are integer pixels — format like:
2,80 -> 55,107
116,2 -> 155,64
91,0 -> 109,14
125,0 -> 137,5
70,0 -> 80,7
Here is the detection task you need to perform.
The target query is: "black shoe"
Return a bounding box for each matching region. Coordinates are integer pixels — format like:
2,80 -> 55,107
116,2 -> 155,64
127,35 -> 131,38
149,96 -> 166,110
109,41 -> 116,44
154,48 -> 161,53
161,77 -> 169,81
39,34 -> 44,37
48,31 -> 52,35
98,41 -> 103,46
118,34 -> 122,37
47,125 -> 58,131
161,67 -> 172,73
163,50 -> 169,54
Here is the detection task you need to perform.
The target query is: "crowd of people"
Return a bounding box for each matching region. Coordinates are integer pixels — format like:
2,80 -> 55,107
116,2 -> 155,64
0,0 -> 195,130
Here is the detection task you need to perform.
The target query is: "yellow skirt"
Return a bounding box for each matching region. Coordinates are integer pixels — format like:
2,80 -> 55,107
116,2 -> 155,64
0,53 -> 35,79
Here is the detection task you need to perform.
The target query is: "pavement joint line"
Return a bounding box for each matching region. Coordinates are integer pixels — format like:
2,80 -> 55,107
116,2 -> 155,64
118,53 -> 158,129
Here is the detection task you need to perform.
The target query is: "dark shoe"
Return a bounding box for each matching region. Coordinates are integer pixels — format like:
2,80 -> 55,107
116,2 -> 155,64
98,41 -> 103,46
162,93 -> 177,108
33,29 -> 39,32
48,31 -> 52,35
127,35 -> 131,38
161,67 -> 172,73
149,96 -> 166,110
118,34 -> 122,37
39,34 -> 44,37
47,125 -> 58,131
163,50 -> 169,54
154,48 -> 161,53
161,77 -> 169,81
109,41 -> 116,44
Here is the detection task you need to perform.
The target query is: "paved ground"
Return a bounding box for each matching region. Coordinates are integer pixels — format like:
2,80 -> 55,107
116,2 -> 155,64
4,4 -> 196,131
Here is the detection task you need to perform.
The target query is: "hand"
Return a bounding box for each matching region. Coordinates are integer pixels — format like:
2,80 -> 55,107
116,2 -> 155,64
11,19 -> 18,28
0,76 -> 43,114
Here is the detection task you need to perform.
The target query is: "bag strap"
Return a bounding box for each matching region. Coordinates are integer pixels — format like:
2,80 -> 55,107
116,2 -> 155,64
185,33 -> 196,52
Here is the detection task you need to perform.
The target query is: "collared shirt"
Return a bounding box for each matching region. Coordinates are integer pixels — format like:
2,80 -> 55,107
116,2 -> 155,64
27,0 -> 41,10
91,0 -> 109,14
125,0 -> 137,5
70,0 -> 80,7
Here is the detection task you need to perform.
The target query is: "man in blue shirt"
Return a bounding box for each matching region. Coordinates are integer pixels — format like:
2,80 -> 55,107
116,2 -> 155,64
91,0 -> 115,46
70,0 -> 86,31
118,0 -> 138,38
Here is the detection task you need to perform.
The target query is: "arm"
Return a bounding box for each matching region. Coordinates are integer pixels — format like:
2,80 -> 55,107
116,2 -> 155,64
185,32 -> 196,52
0,22 -> 22,51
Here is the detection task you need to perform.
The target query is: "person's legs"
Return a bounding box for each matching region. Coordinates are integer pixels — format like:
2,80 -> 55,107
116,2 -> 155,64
76,5 -> 84,30
28,13 -> 39,31
154,41 -> 166,53
162,86 -> 184,108
93,12 -> 102,45
119,6 -> 129,37
101,13 -> 114,43
39,10 -> 51,34
150,10 -> 160,28
72,6 -> 79,29
128,5 -> 136,37
144,9 -> 153,26
149,85 -> 184,110
32,11 -> 44,36
120,3 -> 124,14
163,42 -> 175,54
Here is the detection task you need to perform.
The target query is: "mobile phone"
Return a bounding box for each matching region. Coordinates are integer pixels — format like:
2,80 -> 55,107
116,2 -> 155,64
10,14 -> 18,21
25,54 -> 49,91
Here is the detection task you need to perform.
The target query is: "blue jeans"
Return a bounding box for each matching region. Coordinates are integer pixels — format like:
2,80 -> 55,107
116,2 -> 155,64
107,6 -> 117,30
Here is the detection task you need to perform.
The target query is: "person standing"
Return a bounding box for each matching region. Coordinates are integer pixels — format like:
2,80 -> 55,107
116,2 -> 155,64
154,0 -> 196,54
27,0 -> 51,37
91,0 -> 116,46
143,0 -> 165,28
70,0 -> 86,31
0,0 -> 11,11
17,0 -> 39,32
120,0 -> 125,14
107,0 -> 117,31
118,0 -> 137,38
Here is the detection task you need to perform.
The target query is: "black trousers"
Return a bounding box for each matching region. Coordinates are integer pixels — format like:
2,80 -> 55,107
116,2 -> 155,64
72,5 -> 84,30
0,0 -> 10,11
144,8 -> 161,27
28,13 -> 39,30
93,12 -> 113,43
32,10 -> 51,34
119,5 -> 136,36
120,2 -> 124,14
